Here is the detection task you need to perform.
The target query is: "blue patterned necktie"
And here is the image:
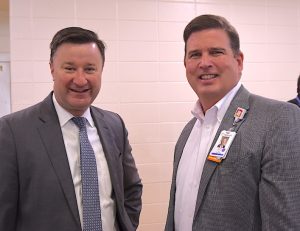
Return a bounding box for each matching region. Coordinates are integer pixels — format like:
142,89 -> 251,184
72,117 -> 102,231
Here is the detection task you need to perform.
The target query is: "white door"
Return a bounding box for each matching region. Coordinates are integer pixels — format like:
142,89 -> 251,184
0,61 -> 11,117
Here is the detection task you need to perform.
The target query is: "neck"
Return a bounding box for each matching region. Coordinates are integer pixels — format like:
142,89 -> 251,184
200,103 -> 213,115
200,98 -> 220,114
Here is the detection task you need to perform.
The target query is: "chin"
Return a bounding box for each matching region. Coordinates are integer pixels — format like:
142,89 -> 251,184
69,96 -> 91,104
73,103 -> 90,111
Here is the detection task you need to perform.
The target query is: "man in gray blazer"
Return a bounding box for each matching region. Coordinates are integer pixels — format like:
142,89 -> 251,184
165,14 -> 300,231
0,27 -> 142,231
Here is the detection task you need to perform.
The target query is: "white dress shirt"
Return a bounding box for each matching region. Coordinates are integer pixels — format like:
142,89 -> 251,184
174,82 -> 241,231
53,95 -> 116,231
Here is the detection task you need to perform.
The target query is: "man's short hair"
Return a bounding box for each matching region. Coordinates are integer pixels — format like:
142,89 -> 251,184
50,27 -> 105,65
183,14 -> 240,56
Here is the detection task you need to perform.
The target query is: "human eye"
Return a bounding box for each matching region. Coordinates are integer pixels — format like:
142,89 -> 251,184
188,51 -> 201,59
85,66 -> 96,74
64,66 -> 76,72
210,48 -> 225,56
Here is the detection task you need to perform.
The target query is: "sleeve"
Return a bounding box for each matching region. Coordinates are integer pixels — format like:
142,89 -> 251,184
259,103 -> 300,230
120,117 -> 143,230
0,118 -> 18,231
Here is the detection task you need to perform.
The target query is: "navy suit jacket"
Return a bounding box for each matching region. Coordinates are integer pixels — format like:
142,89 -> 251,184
288,97 -> 300,107
0,93 -> 142,231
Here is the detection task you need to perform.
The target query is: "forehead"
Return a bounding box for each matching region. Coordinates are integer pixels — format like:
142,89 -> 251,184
53,42 -> 103,62
55,42 -> 99,52
186,29 -> 231,50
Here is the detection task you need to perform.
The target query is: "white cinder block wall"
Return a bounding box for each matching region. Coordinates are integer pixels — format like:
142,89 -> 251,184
9,0 -> 300,230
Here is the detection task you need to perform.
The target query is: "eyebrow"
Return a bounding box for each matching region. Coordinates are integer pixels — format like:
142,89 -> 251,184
209,47 -> 226,52
62,62 -> 75,65
187,47 -> 226,53
208,47 -> 226,51
187,49 -> 201,55
62,62 -> 97,66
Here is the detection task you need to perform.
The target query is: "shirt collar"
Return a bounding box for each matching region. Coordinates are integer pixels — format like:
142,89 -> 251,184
52,94 -> 95,128
191,82 -> 242,122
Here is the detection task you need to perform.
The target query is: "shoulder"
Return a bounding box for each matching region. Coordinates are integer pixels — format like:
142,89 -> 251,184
0,102 -> 42,125
91,106 -> 123,123
249,93 -> 298,112
90,106 -> 127,133
248,93 -> 300,128
0,93 -> 54,125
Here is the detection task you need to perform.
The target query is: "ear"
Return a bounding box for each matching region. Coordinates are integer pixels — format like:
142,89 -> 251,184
49,62 -> 55,81
235,51 -> 244,73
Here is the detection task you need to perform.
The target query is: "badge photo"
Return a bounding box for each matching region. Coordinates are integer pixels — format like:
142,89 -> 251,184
208,130 -> 236,163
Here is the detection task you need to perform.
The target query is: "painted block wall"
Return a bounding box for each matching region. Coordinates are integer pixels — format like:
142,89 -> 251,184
9,0 -> 300,230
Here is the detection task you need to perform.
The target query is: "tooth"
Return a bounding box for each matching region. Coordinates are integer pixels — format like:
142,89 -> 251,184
201,74 -> 215,80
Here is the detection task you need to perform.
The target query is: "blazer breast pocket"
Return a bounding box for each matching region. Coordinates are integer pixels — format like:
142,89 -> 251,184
217,133 -> 262,176
217,134 -> 247,175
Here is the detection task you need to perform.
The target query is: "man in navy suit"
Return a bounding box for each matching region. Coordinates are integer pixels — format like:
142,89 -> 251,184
0,27 -> 142,231
165,14 -> 300,231
288,75 -> 300,107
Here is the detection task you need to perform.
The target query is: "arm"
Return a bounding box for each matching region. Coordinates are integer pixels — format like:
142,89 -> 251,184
259,103 -> 300,230
121,121 -> 143,229
0,117 -> 18,231
92,107 -> 143,230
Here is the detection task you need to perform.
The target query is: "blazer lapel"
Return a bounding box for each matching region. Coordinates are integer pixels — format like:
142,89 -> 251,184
174,118 -> 197,168
37,93 -> 81,226
193,85 -> 251,218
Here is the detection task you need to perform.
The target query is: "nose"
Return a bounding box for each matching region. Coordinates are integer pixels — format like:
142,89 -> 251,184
198,54 -> 212,69
73,70 -> 88,86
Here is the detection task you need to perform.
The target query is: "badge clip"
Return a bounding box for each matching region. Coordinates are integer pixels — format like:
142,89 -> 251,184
234,107 -> 247,123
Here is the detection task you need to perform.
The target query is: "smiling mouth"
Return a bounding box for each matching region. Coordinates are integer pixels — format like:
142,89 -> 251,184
70,88 -> 90,93
199,74 -> 218,80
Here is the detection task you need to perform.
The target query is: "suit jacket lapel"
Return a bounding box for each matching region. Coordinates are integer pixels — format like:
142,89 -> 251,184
193,85 -> 251,219
165,117 -> 197,230
174,118 -> 197,168
37,93 -> 81,226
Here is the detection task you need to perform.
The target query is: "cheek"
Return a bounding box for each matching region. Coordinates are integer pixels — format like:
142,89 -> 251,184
51,70 -> 57,81
54,77 -> 69,92
93,75 -> 102,87
52,70 -> 62,83
53,80 -> 60,94
185,63 -> 197,75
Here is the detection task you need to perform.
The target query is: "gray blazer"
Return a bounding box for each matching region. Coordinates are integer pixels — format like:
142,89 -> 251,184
0,93 -> 142,231
165,86 -> 300,231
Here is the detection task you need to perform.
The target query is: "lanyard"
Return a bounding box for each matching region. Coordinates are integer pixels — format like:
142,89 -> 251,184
208,107 -> 247,163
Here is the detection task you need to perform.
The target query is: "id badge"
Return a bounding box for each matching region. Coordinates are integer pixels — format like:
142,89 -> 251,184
208,130 -> 236,163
